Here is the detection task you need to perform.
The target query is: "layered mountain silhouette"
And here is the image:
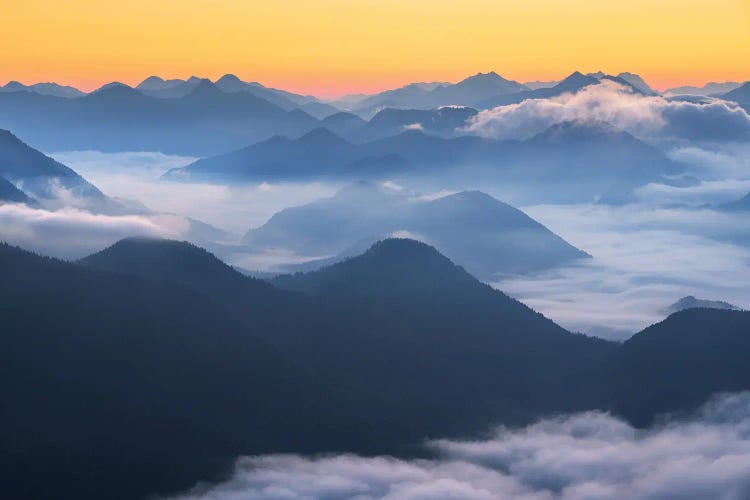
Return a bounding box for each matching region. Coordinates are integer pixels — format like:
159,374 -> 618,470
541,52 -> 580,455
476,71 -> 645,109
616,72 -> 657,95
170,119 -> 684,203
345,72 -> 526,114
345,106 -> 479,142
0,80 -> 319,156
6,236 -> 750,499
662,295 -> 740,315
243,182 -> 589,278
164,127 -> 410,180
665,81 -> 742,97
0,80 -> 85,98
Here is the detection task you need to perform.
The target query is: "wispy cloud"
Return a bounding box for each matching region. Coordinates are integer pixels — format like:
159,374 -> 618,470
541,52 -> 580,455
495,203 -> 750,338
49,151 -> 341,233
0,203 -> 188,260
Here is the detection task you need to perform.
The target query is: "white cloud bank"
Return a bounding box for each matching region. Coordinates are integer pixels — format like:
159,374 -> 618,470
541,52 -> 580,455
171,392 -> 750,500
51,151 -> 340,234
0,203 -> 188,260
495,203 -> 750,339
463,80 -> 750,143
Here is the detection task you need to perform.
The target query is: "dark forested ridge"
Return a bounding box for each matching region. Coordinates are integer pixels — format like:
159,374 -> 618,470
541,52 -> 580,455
4,237 -> 750,499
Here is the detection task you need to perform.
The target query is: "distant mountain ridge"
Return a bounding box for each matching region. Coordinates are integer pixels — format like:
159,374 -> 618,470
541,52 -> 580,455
0,80 -> 85,98
476,71 -> 646,109
169,119 -> 685,204
0,80 -> 320,156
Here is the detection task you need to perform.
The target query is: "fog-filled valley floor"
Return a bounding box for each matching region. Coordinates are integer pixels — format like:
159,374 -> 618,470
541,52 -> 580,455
3,70 -> 750,500
38,145 -> 750,340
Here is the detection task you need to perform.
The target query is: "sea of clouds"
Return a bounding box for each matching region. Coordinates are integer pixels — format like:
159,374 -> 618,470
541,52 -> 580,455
170,392 -> 750,500
462,79 -> 750,143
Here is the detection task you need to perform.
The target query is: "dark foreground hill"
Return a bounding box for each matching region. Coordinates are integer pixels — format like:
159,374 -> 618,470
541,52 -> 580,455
612,308 -> 750,426
0,242 -> 361,500
5,237 -> 750,499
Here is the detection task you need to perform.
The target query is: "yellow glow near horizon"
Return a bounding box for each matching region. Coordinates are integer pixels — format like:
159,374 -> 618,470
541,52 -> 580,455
0,0 -> 748,97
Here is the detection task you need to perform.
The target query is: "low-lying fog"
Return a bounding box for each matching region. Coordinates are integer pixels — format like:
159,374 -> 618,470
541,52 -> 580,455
28,146 -> 750,340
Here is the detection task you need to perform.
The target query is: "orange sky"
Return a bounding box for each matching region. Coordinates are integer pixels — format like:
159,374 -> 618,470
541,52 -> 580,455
1,0 -> 749,98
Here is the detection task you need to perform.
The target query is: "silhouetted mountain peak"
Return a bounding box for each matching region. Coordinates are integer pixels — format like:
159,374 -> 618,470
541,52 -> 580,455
137,76 -> 166,87
185,78 -> 222,97
461,71 -> 502,83
561,71 -> 597,86
80,237 -> 276,295
216,74 -> 243,84
362,238 -> 445,263
91,82 -> 132,94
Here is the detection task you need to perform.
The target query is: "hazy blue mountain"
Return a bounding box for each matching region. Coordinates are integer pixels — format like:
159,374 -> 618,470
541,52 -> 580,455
0,129 -> 103,201
523,80 -> 559,90
213,74 -> 311,110
296,101 -> 341,119
721,81 -> 750,104
345,81 -> 448,112
136,75 -> 202,97
217,74 -> 316,105
611,309 -> 750,426
320,111 -> 367,136
665,81 -> 742,96
136,75 -> 188,91
244,182 -> 589,278
502,120 -> 685,203
662,295 -> 740,315
476,71 -> 643,109
616,72 -> 657,94
351,72 -> 526,113
168,119 -> 683,203
0,176 -> 36,205
0,80 -> 85,98
425,71 -> 528,106
0,80 -> 320,155
165,127 -> 408,180
349,106 -> 478,142
476,71 -> 598,108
